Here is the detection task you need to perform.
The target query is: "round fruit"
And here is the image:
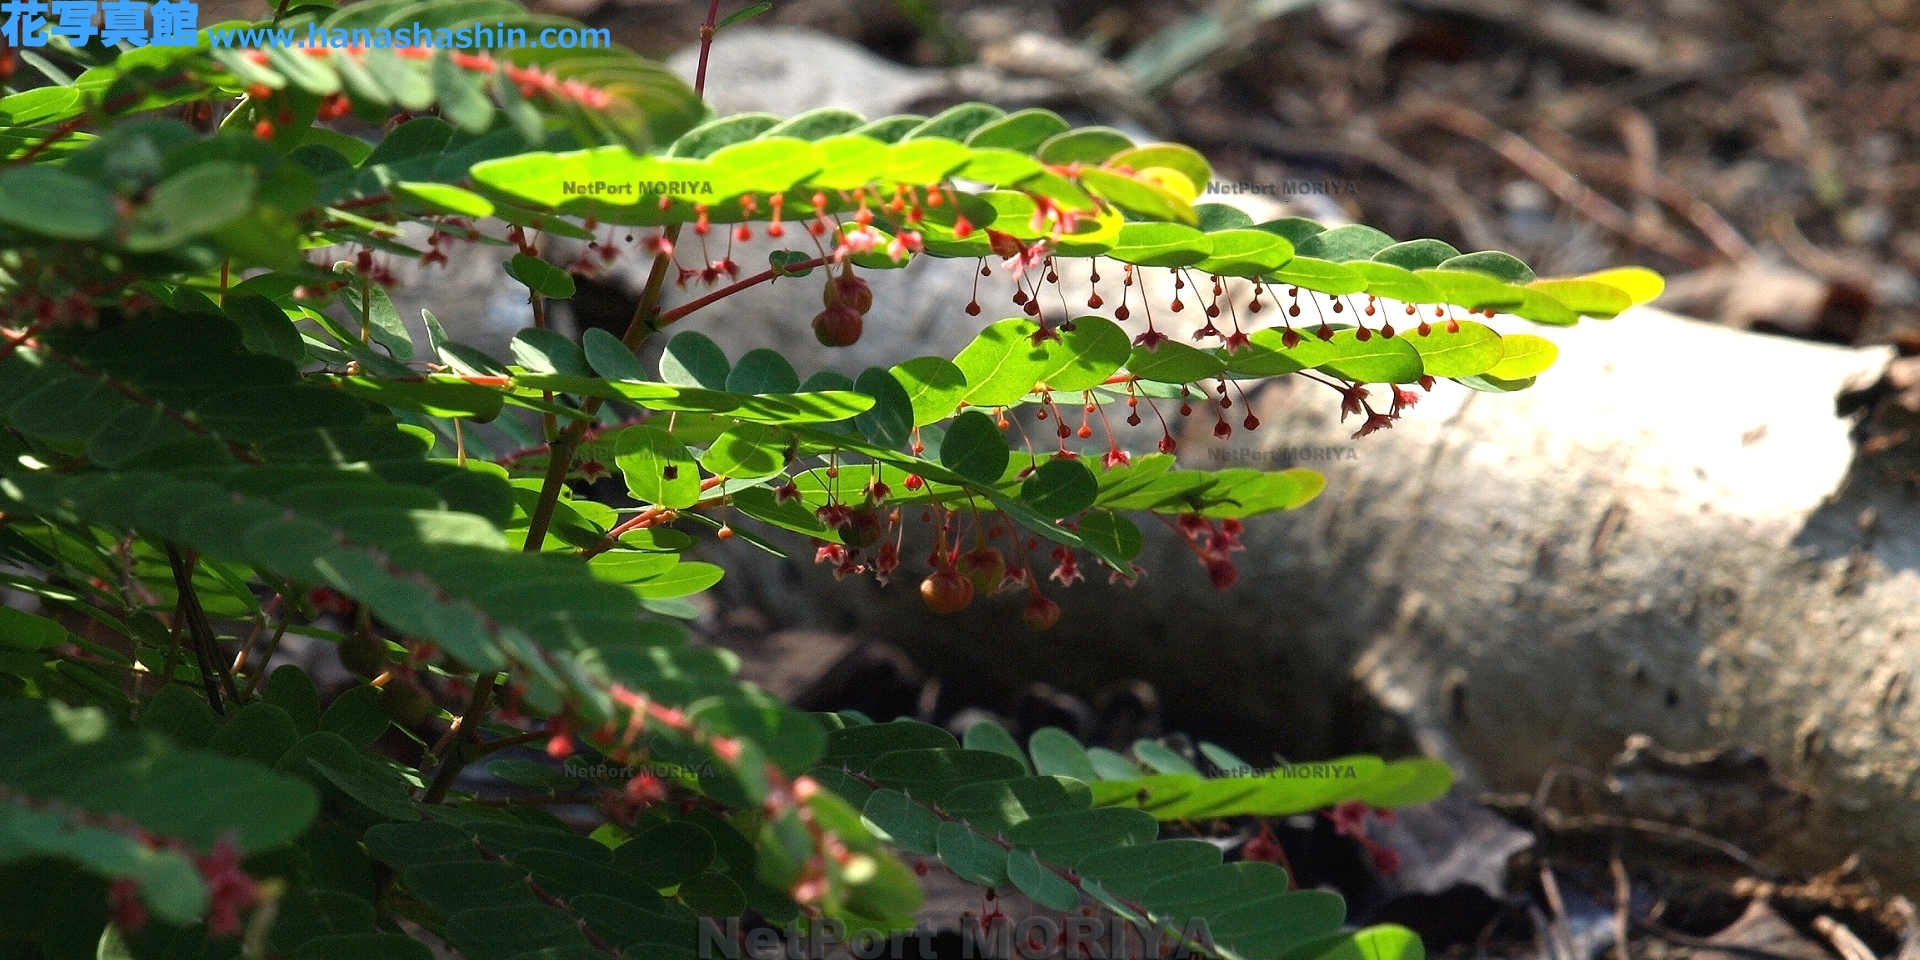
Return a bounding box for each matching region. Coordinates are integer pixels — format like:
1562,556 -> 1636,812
822,271 -> 874,314
380,680 -> 435,725
338,631 -> 390,678
920,567 -> 974,614
812,304 -> 864,347
956,547 -> 1007,596
1022,596 -> 1062,632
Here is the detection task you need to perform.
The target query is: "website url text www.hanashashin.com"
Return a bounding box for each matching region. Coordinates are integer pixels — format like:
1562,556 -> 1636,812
207,20 -> 610,50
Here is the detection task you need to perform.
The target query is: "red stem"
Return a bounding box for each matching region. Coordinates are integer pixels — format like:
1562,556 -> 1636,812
694,0 -> 724,96
654,255 -> 831,327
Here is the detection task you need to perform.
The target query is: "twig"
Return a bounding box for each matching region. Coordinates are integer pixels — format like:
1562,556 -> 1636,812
654,255 -> 832,328
1530,124 -> 1757,263
238,611 -> 291,702
164,545 -> 231,715
421,674 -> 496,804
1813,916 -> 1878,960
1232,121 -> 1502,252
1610,854 -> 1633,960
1395,100 -> 1715,266
1534,810 -> 1782,879
1616,109 -> 1663,243
1635,918 -> 1828,960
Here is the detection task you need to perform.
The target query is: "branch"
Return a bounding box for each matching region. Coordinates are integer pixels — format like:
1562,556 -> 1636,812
421,673 -> 496,804
654,255 -> 831,328
164,545 -> 232,715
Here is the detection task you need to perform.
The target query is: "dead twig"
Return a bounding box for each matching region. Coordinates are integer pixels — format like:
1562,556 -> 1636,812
1610,850 -> 1632,960
1393,99 -> 1716,266
1530,124 -> 1758,264
1229,120 -> 1503,251
1813,917 -> 1878,960
1634,919 -> 1829,960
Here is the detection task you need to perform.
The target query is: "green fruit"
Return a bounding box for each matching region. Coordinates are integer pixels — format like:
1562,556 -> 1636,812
380,681 -> 436,726
338,631 -> 390,679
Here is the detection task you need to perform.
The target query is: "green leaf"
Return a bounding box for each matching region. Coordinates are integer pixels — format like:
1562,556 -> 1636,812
1578,266 -> 1664,305
821,720 -> 958,769
679,872 -> 746,916
1076,510 -> 1143,562
768,250 -> 816,277
395,182 -> 494,218
1270,257 -> 1367,296
0,606 -> 68,651
961,720 -> 1031,773
659,332 -> 731,390
1132,739 -> 1200,776
1021,457 -> 1098,518
1441,250 -> 1535,284
1316,331 -> 1423,384
616,425 -> 702,508
614,820 -> 715,888
0,166 -> 116,239
1352,758 -> 1454,808
1080,168 -> 1197,226
1027,726 -> 1099,782
725,349 -> 800,395
1294,225 -> 1395,263
1279,925 -> 1426,960
320,684 -> 390,748
1485,333 -> 1558,379
225,294 -> 307,363
1412,270 -> 1527,312
1039,317 -> 1132,392
942,777 -> 1091,835
1404,321 -> 1503,378
866,748 -> 1027,804
1107,144 -> 1212,198
361,284 -> 412,359
511,328 -> 592,377
125,162 -> 257,252
210,701 -> 300,767
583,328 -> 645,380
909,103 -> 1006,141
938,411 -> 1010,485
1526,279 -> 1632,319
954,319 -> 1052,407
700,423 -> 786,480
861,789 -> 941,855
505,253 -> 577,300
1108,223 -> 1211,268
1193,229 -> 1295,277
717,0 -> 772,29
854,367 -> 915,450
967,108 -> 1071,153
1371,239 -> 1461,271
1038,127 -> 1134,165
1006,807 -> 1159,865
1075,840 -> 1222,899
1008,848 -> 1082,910
1126,341 -> 1224,384
935,821 -> 1008,888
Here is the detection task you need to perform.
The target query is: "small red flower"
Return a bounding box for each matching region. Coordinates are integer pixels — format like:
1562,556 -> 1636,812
193,838 -> 259,937
109,878 -> 147,933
